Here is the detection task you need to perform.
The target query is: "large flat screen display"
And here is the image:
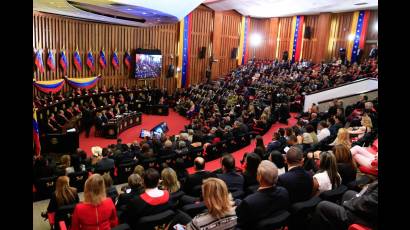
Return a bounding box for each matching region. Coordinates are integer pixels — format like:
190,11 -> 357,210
135,49 -> 162,79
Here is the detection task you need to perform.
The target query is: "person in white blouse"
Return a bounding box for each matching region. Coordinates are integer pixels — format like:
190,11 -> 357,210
312,151 -> 342,195
317,121 -> 331,142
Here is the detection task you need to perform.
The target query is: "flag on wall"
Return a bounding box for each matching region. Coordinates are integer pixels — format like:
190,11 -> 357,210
33,79 -> 65,94
181,13 -> 192,88
86,50 -> 95,72
112,50 -> 119,69
347,10 -> 370,63
60,50 -> 68,74
99,49 -> 107,69
124,51 -> 132,71
238,16 -> 251,65
33,108 -> 41,157
47,50 -> 56,71
73,49 -> 82,72
289,15 -> 305,62
65,76 -> 101,89
34,49 -> 44,73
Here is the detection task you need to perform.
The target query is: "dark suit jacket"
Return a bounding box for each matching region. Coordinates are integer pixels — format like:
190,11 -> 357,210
337,163 -> 357,186
236,186 -> 290,230
183,170 -> 216,196
217,171 -> 244,192
277,166 -> 313,204
267,140 -> 281,153
95,157 -> 115,172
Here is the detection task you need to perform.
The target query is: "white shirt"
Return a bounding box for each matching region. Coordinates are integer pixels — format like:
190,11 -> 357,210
313,171 -> 341,193
278,167 -> 286,176
317,128 -> 331,142
145,187 -> 164,198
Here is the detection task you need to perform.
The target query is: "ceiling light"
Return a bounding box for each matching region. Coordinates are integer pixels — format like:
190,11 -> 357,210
50,2 -> 55,4
373,22 -> 378,32
348,34 -> 355,41
250,33 -> 262,47
354,2 -> 368,5
142,12 -> 147,15
126,8 -> 132,11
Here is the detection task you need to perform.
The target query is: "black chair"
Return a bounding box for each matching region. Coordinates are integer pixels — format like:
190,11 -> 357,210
54,204 -> 76,230
112,223 -> 132,230
319,185 -> 348,204
181,202 -> 207,218
255,210 -> 291,230
136,209 -> 176,230
231,190 -> 246,199
68,171 -> 88,192
245,184 -> 259,195
288,196 -> 322,230
35,176 -> 57,200
117,161 -> 138,184
170,190 -> 186,209
346,175 -> 372,192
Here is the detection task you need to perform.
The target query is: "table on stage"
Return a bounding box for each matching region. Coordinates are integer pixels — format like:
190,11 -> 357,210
104,111 -> 142,139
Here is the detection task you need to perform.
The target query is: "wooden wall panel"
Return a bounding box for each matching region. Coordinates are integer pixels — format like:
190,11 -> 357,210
326,12 -> 354,60
33,11 -> 179,96
362,10 -> 378,62
301,15 -> 319,61
277,17 -> 293,60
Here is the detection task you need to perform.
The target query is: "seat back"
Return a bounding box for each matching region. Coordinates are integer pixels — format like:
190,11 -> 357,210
319,185 -> 348,204
170,190 -> 185,209
112,223 -> 132,230
136,209 -> 176,230
68,171 -> 88,192
289,196 -> 322,230
181,202 -> 207,218
35,176 -> 57,200
54,204 -> 76,230
117,161 -> 138,184
255,210 -> 290,230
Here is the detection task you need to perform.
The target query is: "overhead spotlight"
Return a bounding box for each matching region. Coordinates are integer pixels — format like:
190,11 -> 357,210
373,22 -> 378,32
250,33 -> 262,47
348,34 -> 355,41
126,8 -> 132,11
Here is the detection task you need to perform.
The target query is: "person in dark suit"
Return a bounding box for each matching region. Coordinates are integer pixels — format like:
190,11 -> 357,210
277,146 -> 313,204
309,113 -> 320,132
310,180 -> 378,230
94,148 -> 115,173
236,160 -> 290,230
183,157 -> 216,196
266,132 -> 282,153
95,112 -> 106,135
82,105 -> 93,137
217,154 -> 244,192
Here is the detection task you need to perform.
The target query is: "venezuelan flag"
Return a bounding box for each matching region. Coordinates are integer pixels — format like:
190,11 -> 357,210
180,13 -> 192,88
112,51 -> 120,69
60,50 -> 68,74
66,76 -> 101,89
289,16 -> 305,62
124,51 -> 132,71
86,51 -> 95,72
99,49 -> 107,69
73,49 -> 82,72
348,10 -> 370,63
47,50 -> 56,71
34,49 -> 44,73
33,79 -> 65,94
238,16 -> 251,65
33,108 -> 41,156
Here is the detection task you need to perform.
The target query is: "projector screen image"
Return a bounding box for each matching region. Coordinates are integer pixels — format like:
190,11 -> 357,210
135,54 -> 162,78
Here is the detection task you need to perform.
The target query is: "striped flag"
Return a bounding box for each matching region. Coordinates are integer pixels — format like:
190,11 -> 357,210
34,49 -> 44,73
99,49 -> 107,69
112,51 -> 119,69
33,108 -> 41,156
73,49 -> 82,71
86,50 -> 95,72
124,51 -> 132,71
47,50 -> 56,71
60,50 -> 68,73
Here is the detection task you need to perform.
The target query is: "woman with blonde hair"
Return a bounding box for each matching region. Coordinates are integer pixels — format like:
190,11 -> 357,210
58,155 -> 74,175
161,167 -> 181,194
71,174 -> 118,230
330,128 -> 351,149
186,178 -> 237,230
348,114 -> 372,139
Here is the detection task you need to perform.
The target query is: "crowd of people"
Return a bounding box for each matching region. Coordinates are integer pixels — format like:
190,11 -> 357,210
34,57 -> 378,230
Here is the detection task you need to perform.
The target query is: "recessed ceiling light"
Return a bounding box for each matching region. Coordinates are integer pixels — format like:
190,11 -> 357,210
157,19 -> 161,21
354,2 -> 368,5
142,12 -> 147,15
126,8 -> 132,11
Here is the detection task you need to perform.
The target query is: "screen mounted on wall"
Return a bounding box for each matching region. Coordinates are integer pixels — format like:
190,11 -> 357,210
135,49 -> 162,79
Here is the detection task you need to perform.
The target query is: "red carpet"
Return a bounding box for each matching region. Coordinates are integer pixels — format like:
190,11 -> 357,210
187,113 -> 298,174
80,110 -> 190,156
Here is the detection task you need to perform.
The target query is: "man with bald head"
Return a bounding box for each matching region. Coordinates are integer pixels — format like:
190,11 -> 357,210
236,160 -> 290,230
278,146 -> 313,204
182,157 -> 216,196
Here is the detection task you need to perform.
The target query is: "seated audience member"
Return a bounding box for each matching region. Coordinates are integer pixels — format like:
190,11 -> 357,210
329,116 -> 344,136
312,151 -> 342,195
243,153 -> 262,189
287,135 -> 303,150
117,174 -> 144,214
236,160 -> 290,230
309,113 -> 320,132
333,145 -> 357,185
254,135 -> 267,158
350,145 -> 378,169
56,110 -> 69,126
317,121 -> 331,142
183,157 -> 215,196
186,178 -> 237,230
217,154 -> 244,192
348,114 -> 372,139
102,173 -> 118,204
133,165 -> 145,176
94,148 -> 115,173
70,154 -> 86,173
57,155 -> 75,176
33,157 -> 55,179
266,132 -> 282,153
330,128 -> 351,149
302,125 -> 317,147
71,174 -> 118,230
161,140 -> 176,158
278,146 -> 313,203
115,138 -> 127,152
278,128 -> 287,145
161,167 -> 181,194
310,180 -> 378,230
268,151 -> 286,175
47,176 -> 80,219
292,120 -> 305,136
174,158 -> 189,185
125,168 -> 170,229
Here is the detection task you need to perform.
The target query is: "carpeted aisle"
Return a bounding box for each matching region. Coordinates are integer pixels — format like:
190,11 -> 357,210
80,110 -> 190,156
187,113 -> 297,173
